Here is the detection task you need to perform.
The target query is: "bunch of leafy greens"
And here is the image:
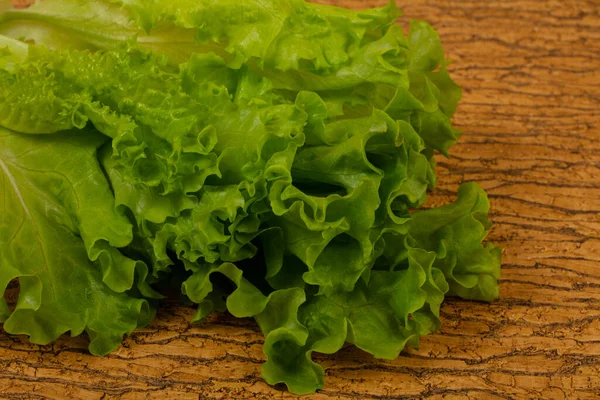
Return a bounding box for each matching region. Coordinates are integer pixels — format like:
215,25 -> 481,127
0,0 -> 501,394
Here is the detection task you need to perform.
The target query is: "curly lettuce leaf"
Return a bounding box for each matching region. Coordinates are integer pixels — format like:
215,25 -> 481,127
0,1 -> 462,156
0,0 -> 136,49
0,0 -> 499,396
0,0 -> 400,71
265,110 -> 435,295
260,293 -> 346,395
116,0 -> 401,70
254,246 -> 449,393
0,127 -> 153,354
408,183 -> 502,302
0,0 -> 213,64
0,44 -> 230,226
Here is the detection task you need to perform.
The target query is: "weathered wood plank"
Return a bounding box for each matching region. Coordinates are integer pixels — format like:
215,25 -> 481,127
1,0 -> 599,399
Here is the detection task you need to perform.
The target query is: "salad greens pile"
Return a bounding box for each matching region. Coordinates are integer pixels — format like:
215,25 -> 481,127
0,0 -> 501,394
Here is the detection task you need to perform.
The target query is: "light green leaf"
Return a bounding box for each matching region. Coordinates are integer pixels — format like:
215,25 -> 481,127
0,127 -> 152,354
408,183 -> 502,302
0,1 -> 499,395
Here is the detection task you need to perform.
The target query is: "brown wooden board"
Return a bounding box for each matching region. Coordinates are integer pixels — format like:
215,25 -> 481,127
1,0 -> 599,399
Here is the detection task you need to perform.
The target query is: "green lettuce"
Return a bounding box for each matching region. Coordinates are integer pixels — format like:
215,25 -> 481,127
0,0 -> 500,395
0,127 -> 154,354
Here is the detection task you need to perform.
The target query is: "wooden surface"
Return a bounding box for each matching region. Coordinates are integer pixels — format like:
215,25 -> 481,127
2,0 -> 600,399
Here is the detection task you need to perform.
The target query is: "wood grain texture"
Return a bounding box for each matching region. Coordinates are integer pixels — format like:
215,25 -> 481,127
2,0 -> 600,399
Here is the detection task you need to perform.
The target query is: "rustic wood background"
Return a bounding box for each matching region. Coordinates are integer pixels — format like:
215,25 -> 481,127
2,0 -> 600,399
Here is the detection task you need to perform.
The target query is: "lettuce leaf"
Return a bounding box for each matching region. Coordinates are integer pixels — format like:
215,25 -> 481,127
0,0 -> 499,395
0,127 -> 153,354
407,183 -> 502,302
